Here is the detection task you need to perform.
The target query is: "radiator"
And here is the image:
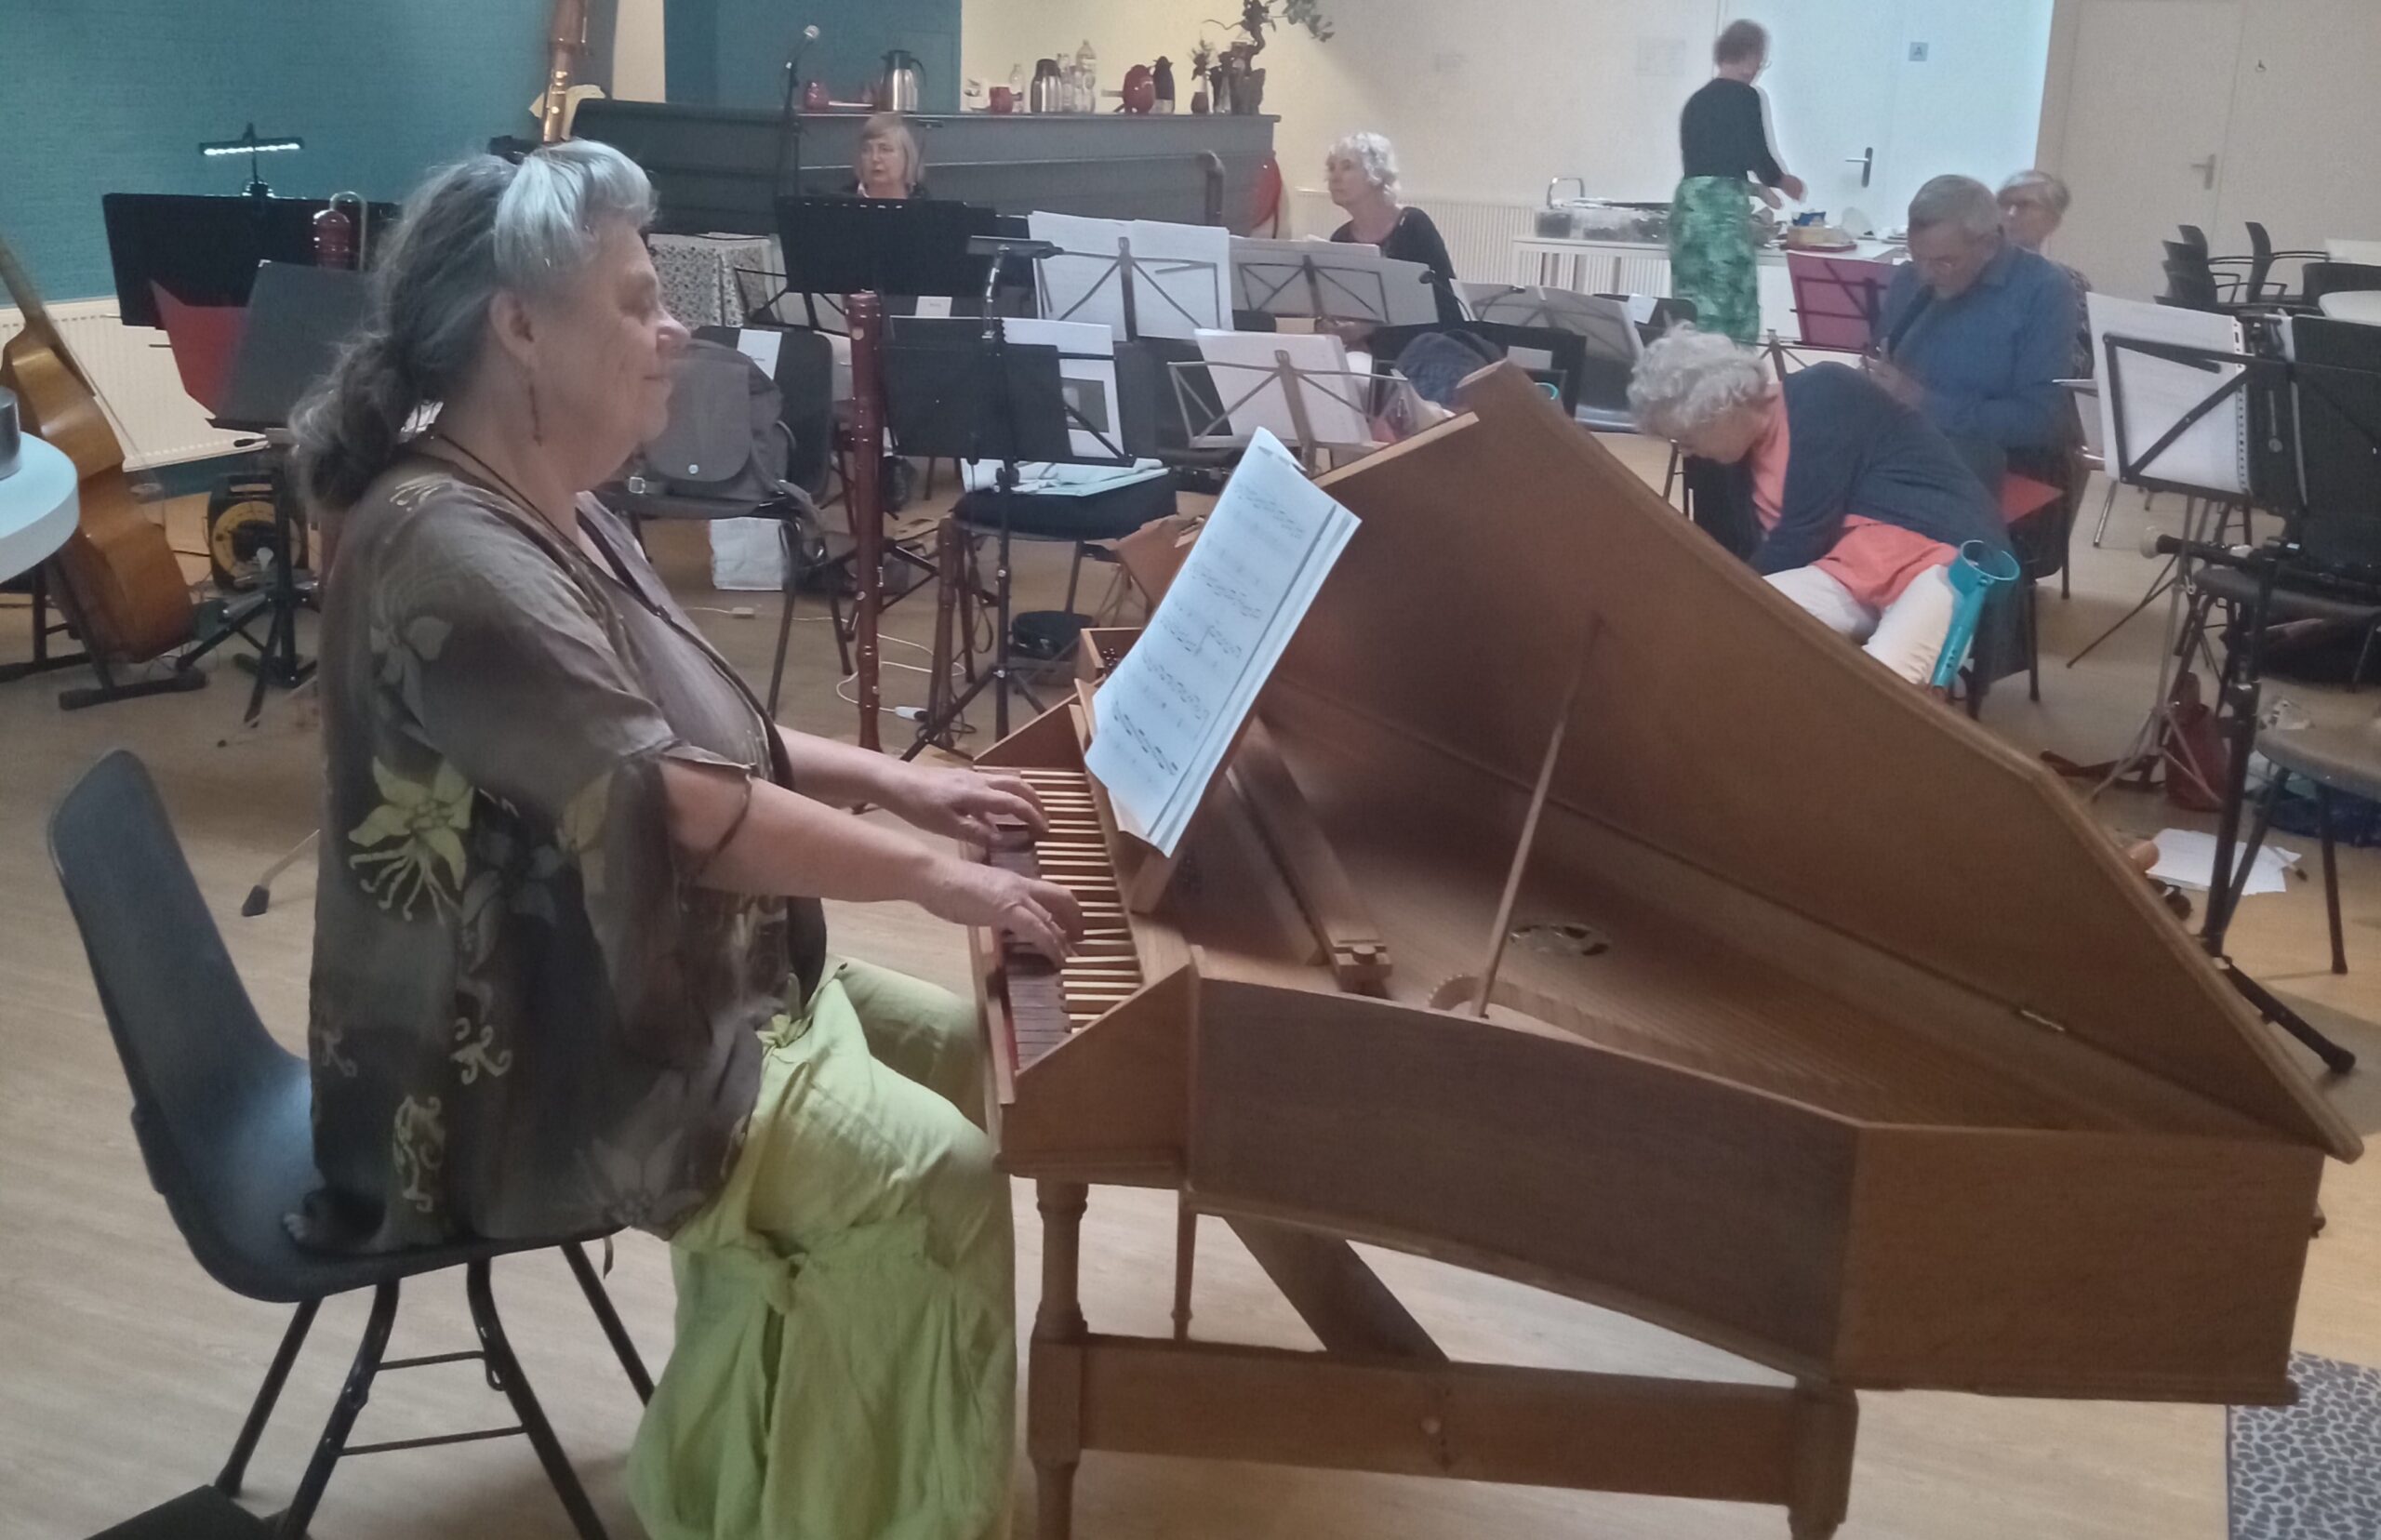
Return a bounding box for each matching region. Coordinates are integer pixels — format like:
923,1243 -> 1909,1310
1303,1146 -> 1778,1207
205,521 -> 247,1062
1288,189 -> 1538,292
0,299 -> 243,470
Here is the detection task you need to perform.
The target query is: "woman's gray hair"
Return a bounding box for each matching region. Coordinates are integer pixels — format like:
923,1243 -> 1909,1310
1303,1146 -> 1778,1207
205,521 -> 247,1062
1908,174 -> 2002,240
1998,168 -> 2072,218
1627,325 -> 1769,439
1328,131 -> 1399,192
291,140 -> 657,513
859,112 -> 924,189
1715,19 -> 1769,66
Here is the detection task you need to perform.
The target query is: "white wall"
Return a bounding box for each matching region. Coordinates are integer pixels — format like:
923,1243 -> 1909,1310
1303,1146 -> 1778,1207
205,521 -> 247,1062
2036,0 -> 2381,295
1882,1 -> 2057,214
615,0 -> 669,101
2212,0 -> 2381,250
961,0 -> 1736,220
959,0 -> 2052,233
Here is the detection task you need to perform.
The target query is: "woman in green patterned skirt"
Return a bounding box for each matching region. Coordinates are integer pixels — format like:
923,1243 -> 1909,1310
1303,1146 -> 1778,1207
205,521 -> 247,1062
1670,20 -> 1804,345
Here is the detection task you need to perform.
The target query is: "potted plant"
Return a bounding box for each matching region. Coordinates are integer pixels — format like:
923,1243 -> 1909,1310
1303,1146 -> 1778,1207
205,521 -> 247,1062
1196,0 -> 1333,115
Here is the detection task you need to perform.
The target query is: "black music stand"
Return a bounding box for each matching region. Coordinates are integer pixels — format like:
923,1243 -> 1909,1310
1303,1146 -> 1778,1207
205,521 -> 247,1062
102,193 -> 394,327
883,321 -> 1109,755
2099,331 -> 2356,1073
772,196 -> 998,328
180,263 -> 367,724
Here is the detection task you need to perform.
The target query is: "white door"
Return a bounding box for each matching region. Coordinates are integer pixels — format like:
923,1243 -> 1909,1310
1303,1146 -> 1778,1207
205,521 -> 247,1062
2050,0 -> 2243,300
1723,0 -> 1906,231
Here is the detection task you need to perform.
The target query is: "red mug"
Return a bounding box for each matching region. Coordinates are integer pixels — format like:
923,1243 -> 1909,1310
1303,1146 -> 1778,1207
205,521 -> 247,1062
989,86 -> 1015,113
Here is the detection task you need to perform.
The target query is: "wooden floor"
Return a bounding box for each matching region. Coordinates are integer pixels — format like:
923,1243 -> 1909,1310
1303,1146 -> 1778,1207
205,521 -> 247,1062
7,442 -> 2381,1540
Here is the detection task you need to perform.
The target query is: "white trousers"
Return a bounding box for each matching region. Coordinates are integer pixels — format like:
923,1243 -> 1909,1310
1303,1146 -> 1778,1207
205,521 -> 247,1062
1764,562 -> 1958,684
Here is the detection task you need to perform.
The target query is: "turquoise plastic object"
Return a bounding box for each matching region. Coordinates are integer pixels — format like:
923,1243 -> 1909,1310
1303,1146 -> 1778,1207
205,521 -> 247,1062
1928,539 -> 2022,690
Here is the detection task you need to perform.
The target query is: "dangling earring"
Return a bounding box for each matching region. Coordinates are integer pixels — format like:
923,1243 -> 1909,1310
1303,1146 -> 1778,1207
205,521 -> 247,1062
526,370 -> 545,446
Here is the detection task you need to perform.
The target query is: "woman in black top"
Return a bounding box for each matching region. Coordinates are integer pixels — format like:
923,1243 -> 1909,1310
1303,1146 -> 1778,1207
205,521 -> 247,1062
1325,131 -> 1464,326
1669,20 -> 1803,344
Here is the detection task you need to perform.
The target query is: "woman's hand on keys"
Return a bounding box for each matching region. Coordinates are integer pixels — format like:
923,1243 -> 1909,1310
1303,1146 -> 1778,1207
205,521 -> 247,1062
920,856 -> 1084,962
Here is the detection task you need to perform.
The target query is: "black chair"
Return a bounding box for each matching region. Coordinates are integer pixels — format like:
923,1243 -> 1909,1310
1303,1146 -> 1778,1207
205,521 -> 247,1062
2305,260 -> 2381,307
2227,716 -> 2380,976
610,325 -> 841,717
49,751 -> 651,1540
2244,222 -> 2324,306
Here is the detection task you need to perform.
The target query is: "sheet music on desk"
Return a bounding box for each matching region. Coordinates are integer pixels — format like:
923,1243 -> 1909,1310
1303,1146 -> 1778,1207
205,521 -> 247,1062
1085,428 -> 1358,856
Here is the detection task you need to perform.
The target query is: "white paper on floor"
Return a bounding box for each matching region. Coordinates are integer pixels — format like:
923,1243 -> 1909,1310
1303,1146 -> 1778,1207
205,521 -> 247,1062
2150,828 -> 2303,895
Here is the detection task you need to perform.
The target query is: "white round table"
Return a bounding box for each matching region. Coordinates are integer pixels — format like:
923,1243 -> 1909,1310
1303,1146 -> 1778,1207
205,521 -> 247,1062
2319,291 -> 2381,326
0,435 -> 78,583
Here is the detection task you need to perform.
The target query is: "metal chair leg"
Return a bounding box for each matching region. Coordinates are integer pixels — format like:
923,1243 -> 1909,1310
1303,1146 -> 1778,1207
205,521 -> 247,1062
767,524 -> 800,721
277,1281 -> 399,1539
2026,582 -> 2042,703
2352,620 -> 2381,695
219,1298 -> 320,1496
2221,772 -> 2289,930
2090,478 -> 2120,548
467,1261 -> 611,1540
561,1241 -> 654,1403
2319,785 -> 2348,976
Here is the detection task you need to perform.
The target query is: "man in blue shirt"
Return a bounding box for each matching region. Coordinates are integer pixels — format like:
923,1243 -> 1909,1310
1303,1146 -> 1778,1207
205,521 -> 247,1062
1874,174 -> 2079,474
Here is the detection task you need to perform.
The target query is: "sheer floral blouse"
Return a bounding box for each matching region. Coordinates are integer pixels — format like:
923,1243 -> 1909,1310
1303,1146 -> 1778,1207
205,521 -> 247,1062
299,454 -> 826,1252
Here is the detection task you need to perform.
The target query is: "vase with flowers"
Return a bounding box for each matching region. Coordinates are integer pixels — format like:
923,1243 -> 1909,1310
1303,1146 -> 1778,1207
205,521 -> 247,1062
1193,0 -> 1333,116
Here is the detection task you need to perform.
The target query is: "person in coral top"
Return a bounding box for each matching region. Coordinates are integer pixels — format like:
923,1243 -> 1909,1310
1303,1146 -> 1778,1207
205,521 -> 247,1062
1630,326 -> 2013,684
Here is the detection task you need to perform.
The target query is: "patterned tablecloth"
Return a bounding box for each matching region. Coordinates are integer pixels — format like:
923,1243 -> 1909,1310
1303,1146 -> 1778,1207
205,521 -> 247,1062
651,233 -> 782,327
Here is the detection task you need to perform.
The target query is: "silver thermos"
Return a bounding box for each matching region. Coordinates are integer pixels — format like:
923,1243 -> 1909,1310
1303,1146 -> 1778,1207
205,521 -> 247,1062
1028,58 -> 1061,113
878,49 -> 925,113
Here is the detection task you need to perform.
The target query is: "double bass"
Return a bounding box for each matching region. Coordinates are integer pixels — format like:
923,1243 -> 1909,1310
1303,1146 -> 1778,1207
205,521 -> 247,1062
539,0 -> 591,144
0,235 -> 193,664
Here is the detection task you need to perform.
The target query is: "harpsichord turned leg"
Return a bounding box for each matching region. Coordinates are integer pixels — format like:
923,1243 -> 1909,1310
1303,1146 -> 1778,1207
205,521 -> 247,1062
1031,1180 -> 1091,1540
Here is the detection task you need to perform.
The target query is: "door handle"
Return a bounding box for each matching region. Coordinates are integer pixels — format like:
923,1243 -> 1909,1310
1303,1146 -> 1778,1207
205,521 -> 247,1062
1844,147 -> 1874,189
2190,154 -> 2218,190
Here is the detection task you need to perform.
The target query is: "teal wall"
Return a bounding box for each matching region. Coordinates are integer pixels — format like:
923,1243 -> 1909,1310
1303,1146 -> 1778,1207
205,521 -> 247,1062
668,0 -> 960,114
2,0 -> 550,301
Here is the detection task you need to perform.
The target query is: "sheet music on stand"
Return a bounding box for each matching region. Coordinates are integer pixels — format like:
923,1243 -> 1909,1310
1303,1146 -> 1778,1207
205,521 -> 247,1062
1460,285 -> 1643,360
1182,330 -> 1382,451
1230,237 -> 1441,327
1028,213 -> 1230,339
2088,293 -> 2251,496
1085,428 -> 1359,855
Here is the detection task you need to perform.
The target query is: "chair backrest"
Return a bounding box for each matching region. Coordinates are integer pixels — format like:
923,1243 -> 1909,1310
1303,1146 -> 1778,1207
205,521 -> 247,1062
626,337 -> 791,507
2162,254 -> 2225,312
47,751 -> 309,1298
2245,223 -> 2276,299
2306,261 -> 2381,303
2286,317 -> 2381,578
698,325 -> 835,498
2179,224 -> 2211,256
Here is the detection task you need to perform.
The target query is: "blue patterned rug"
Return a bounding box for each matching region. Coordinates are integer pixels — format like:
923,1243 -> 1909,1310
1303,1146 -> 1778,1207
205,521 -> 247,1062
2230,1352 -> 2381,1539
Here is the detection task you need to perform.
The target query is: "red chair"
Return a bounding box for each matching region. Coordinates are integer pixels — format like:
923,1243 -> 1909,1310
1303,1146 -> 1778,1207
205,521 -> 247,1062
149,282 -> 246,418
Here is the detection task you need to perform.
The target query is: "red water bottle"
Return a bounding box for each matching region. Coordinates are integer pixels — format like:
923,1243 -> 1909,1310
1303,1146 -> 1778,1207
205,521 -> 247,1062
312,205 -> 354,269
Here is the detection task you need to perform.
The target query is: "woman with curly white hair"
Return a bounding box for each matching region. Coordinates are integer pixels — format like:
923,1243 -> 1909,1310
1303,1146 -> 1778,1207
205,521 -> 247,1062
1325,130 -> 1462,323
1629,326 -> 2011,684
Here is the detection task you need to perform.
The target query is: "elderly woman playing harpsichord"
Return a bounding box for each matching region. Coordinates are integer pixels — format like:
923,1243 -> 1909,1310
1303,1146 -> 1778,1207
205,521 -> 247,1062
290,140 -> 1078,1540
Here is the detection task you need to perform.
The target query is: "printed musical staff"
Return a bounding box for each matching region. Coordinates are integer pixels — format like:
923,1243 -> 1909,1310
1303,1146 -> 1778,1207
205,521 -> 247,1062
1085,429 -> 1358,853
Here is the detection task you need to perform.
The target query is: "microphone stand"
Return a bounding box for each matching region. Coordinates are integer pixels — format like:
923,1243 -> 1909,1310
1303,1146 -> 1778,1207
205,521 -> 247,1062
773,29 -> 818,327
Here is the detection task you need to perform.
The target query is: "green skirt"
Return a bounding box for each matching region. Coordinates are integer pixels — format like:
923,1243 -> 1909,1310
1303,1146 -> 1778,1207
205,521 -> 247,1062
1669,176 -> 1762,346
629,959 -> 1016,1540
